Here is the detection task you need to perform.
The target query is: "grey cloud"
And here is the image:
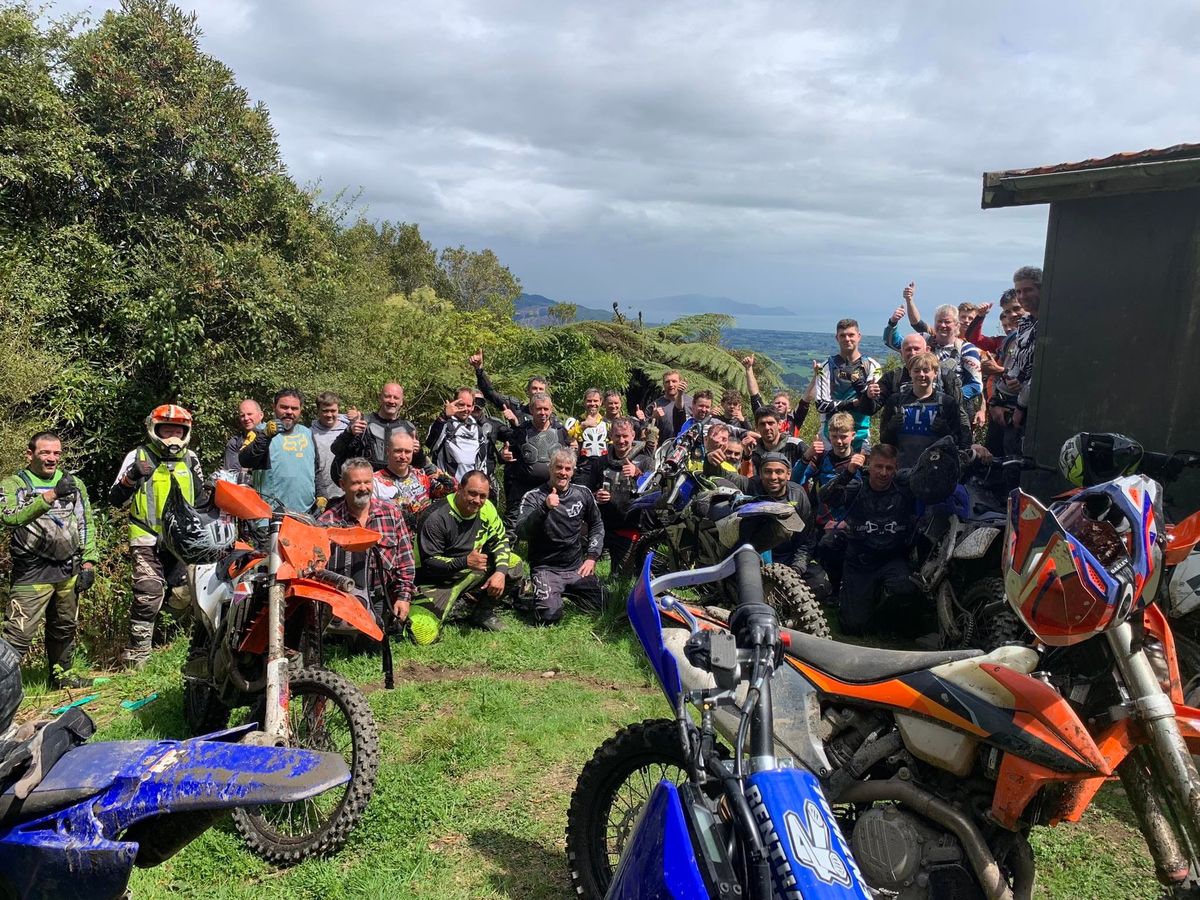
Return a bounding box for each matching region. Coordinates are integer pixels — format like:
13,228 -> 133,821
50,0 -> 1199,322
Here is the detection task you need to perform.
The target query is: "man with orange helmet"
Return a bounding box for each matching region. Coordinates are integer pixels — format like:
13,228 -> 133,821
109,404 -> 203,668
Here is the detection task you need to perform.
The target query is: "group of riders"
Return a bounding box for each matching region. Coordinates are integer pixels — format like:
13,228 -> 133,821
0,266 -> 1043,684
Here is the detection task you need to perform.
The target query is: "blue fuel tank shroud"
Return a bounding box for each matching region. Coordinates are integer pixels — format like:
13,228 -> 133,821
747,768 -> 871,900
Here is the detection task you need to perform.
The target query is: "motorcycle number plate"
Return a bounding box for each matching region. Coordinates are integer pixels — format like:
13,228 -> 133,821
1168,550 -> 1200,617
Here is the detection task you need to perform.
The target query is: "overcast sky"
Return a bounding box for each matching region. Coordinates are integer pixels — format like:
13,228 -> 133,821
59,1 -> 1200,330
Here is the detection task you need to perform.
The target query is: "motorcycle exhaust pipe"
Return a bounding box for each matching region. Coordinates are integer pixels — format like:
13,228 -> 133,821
834,777 -> 1032,900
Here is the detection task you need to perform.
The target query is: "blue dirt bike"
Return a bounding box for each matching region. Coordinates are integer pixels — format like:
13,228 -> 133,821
566,546 -> 869,899
617,422 -> 830,638
0,638 -> 350,900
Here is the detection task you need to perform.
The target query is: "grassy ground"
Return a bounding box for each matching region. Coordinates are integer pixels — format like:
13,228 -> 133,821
17,601 -> 1164,899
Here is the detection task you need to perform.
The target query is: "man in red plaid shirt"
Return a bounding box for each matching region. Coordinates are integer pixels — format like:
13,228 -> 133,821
320,456 -> 415,624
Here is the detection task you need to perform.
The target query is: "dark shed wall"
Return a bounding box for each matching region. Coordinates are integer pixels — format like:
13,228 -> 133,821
1027,187 -> 1200,509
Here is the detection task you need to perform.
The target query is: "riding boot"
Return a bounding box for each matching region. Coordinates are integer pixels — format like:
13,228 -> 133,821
46,634 -> 90,688
123,621 -> 155,670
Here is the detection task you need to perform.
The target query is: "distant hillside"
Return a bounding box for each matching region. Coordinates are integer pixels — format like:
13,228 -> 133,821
627,293 -> 792,318
517,291 -> 796,326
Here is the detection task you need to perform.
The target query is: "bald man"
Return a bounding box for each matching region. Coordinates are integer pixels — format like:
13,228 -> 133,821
874,333 -> 962,407
332,381 -> 423,474
223,398 -> 263,473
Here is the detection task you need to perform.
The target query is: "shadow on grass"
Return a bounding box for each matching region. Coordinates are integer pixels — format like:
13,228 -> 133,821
468,828 -> 568,900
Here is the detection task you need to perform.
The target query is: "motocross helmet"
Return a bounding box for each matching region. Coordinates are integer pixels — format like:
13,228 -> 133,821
146,404 -> 193,459
1058,432 -> 1144,487
1004,474 -> 1163,646
160,476 -> 237,565
0,637 -> 22,735
408,605 -> 441,645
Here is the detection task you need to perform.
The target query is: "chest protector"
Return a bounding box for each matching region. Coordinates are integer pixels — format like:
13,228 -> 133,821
130,448 -> 196,541
12,473 -> 83,563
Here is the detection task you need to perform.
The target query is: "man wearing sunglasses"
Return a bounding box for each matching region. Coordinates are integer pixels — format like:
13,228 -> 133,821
427,387 -> 505,488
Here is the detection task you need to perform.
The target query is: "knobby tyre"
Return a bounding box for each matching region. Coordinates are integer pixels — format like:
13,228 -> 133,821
182,675 -> 231,736
182,624 -> 230,736
233,667 -> 380,864
566,719 -> 695,899
760,562 -> 830,638
963,577 -> 1028,651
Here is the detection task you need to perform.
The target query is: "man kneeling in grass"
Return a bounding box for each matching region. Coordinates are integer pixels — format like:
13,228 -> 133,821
516,448 -> 605,626
414,470 -> 518,638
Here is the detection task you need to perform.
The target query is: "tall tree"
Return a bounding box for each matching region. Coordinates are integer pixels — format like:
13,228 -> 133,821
438,245 -> 522,319
547,302 -> 577,325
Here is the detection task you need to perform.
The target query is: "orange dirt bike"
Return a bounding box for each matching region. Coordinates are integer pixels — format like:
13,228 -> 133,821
181,480 -> 383,863
568,471 -> 1200,899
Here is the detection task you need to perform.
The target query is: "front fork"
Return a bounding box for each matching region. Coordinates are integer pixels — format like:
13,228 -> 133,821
262,518 -> 290,743
1109,621 -> 1200,875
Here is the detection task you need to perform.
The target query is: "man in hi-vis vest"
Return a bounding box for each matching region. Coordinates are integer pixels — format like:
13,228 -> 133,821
109,405 -> 203,668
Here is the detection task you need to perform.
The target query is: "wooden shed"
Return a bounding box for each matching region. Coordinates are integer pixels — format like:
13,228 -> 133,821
982,144 -> 1200,510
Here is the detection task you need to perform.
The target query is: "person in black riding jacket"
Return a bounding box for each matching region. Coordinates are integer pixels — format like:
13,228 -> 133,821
426,387 -> 504,484
516,449 -> 605,625
496,393 -> 570,532
577,417 -> 653,562
819,443 -> 922,636
879,351 -> 972,470
331,382 -> 424,475
469,348 -> 548,426
719,453 -> 830,604
874,333 -> 962,408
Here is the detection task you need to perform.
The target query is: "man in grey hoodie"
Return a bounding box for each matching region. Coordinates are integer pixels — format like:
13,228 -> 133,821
312,392 -> 350,504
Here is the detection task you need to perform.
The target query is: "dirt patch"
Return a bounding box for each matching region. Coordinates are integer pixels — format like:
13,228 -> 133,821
363,660 -> 650,695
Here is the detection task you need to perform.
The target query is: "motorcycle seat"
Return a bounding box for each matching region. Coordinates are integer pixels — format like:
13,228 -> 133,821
0,711 -> 110,825
782,628 -> 982,683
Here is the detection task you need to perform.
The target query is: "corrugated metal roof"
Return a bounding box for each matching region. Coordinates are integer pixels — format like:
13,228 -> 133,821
982,142 -> 1200,208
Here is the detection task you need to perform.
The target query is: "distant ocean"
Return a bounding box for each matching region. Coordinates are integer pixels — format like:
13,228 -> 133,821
722,327 -> 895,363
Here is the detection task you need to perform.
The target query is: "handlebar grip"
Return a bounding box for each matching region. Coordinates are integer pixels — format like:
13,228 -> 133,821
733,546 -> 763,605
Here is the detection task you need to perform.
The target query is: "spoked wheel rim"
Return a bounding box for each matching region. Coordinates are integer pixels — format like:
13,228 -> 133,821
233,668 -> 379,863
601,758 -> 690,871
249,690 -> 352,841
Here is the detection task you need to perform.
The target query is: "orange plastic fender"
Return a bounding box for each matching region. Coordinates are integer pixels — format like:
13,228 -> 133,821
288,578 -> 383,642
326,525 -> 382,553
276,517 -> 334,580
213,480 -> 273,521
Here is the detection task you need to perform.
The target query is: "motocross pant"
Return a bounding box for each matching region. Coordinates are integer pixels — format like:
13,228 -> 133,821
815,529 -> 847,596
125,546 -> 190,664
3,576 -> 79,677
530,566 -> 605,625
838,556 -> 922,636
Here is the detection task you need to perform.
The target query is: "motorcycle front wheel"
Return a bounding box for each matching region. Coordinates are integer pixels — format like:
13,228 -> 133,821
760,562 -> 830,638
233,667 -> 379,864
566,718 -> 703,900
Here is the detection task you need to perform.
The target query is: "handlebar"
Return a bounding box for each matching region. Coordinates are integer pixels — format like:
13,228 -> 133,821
1141,450 -> 1200,484
734,546 -> 763,603
648,543 -> 764,606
